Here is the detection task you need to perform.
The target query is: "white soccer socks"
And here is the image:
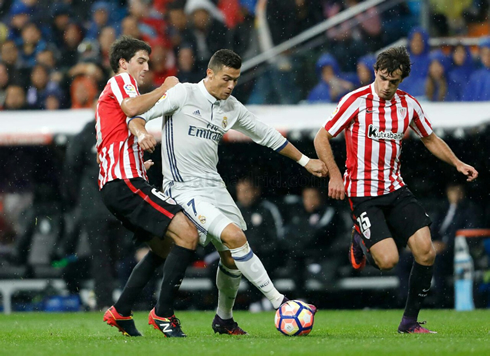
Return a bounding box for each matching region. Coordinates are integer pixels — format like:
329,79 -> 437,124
230,242 -> 284,309
216,262 -> 242,320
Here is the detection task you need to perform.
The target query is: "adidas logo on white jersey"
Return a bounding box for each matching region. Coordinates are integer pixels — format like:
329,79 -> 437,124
193,110 -> 201,117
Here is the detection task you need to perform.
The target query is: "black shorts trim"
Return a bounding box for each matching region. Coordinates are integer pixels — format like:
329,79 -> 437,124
100,178 -> 183,242
349,187 -> 432,249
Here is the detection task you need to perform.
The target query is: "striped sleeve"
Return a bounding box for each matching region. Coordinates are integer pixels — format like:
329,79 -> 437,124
407,95 -> 433,137
111,73 -> 140,105
324,92 -> 360,137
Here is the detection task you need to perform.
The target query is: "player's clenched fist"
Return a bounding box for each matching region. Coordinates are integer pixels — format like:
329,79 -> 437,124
305,159 -> 329,178
161,76 -> 179,92
138,132 -> 157,153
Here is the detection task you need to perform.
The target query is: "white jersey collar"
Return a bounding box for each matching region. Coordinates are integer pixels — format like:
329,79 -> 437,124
198,80 -> 219,105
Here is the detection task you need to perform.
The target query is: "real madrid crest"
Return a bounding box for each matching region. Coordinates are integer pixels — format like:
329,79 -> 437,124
222,116 -> 228,128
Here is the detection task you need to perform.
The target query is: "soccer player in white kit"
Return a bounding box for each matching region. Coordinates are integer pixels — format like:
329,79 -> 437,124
133,49 -> 327,334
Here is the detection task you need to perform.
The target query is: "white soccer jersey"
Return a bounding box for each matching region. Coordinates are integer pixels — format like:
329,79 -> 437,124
136,80 -> 288,185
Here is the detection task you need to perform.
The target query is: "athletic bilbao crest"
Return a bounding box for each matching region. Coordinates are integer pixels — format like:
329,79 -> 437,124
397,107 -> 407,119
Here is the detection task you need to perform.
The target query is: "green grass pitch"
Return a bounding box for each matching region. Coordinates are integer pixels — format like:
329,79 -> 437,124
0,309 -> 489,356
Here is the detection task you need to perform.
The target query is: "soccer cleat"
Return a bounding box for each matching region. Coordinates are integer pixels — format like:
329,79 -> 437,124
148,308 -> 187,337
349,227 -> 366,270
212,315 -> 248,335
103,306 -> 142,337
398,320 -> 437,334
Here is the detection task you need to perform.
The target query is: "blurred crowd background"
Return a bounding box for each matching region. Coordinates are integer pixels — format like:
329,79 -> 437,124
0,0 -> 490,313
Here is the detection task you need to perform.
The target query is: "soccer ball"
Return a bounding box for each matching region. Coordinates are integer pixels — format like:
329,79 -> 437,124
274,300 -> 315,336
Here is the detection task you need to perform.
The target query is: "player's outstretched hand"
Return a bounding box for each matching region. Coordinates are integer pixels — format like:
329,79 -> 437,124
305,159 -> 328,177
328,174 -> 345,200
138,132 -> 157,153
144,159 -> 154,171
457,162 -> 478,182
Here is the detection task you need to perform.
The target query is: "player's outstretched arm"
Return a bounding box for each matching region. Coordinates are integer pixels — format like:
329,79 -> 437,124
314,127 -> 345,200
121,76 -> 179,117
277,141 -> 328,178
128,117 -> 156,153
421,132 -> 479,182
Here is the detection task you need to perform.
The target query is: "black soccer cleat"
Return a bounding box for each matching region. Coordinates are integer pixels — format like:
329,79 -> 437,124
212,315 -> 248,335
148,308 -> 187,337
103,306 -> 142,337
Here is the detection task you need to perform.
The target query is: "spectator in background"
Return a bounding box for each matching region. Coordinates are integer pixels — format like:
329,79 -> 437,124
17,22 -> 47,69
166,0 -> 192,52
149,38 -> 177,87
121,15 -> 153,42
3,84 -> 27,110
176,45 -> 201,83
84,2 -> 112,41
0,62 -> 10,109
425,50 -> 450,102
7,2 -> 32,44
59,22 -> 84,70
399,27 -> 431,97
128,0 -> 167,40
284,186 -> 340,298
234,177 -> 284,312
49,3 -> 72,48
326,0 -> 382,72
26,64 -> 62,109
307,53 -> 354,103
1,39 -> 29,87
447,44 -> 474,101
396,183 -> 478,308
463,37 -> 490,101
70,75 -> 98,109
98,27 -> 117,74
356,54 -> 376,88
429,0 -> 473,35
184,0 -> 230,72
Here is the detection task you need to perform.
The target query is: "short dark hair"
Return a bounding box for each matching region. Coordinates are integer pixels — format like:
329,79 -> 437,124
208,49 -> 241,72
374,46 -> 411,79
109,35 -> 151,73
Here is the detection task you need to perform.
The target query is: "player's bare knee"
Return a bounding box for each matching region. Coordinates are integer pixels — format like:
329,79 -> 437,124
416,247 -> 436,266
221,228 -> 247,249
167,213 -> 199,250
375,255 -> 399,271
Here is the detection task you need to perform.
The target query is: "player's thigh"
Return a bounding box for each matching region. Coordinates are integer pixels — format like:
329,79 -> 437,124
101,178 -> 183,241
165,211 -> 199,249
172,188 -> 245,250
352,203 -> 392,249
386,191 -> 432,249
369,238 -> 399,270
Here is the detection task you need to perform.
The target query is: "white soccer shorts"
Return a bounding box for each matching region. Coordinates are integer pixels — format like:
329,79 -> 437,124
163,179 -> 247,251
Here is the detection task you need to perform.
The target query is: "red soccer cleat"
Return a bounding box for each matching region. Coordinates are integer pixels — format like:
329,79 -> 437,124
103,306 -> 142,337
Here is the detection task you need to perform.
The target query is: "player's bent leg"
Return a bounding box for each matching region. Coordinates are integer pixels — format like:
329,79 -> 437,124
407,226 -> 436,266
165,211 -> 199,250
149,212 -> 198,335
399,226 -> 436,334
212,250 -> 247,335
221,223 -> 286,309
369,238 -> 399,271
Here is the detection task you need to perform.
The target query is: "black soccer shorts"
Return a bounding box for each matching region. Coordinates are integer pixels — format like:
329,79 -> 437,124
348,186 -> 432,249
101,177 -> 183,242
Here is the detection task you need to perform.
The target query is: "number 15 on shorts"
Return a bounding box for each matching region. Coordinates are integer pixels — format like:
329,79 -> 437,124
357,212 -> 371,239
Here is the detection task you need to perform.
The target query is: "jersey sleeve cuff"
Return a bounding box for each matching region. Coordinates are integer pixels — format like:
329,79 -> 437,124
275,139 -> 289,152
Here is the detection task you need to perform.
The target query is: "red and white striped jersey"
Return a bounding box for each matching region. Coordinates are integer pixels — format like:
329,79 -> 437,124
324,83 -> 433,197
96,72 -> 148,189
